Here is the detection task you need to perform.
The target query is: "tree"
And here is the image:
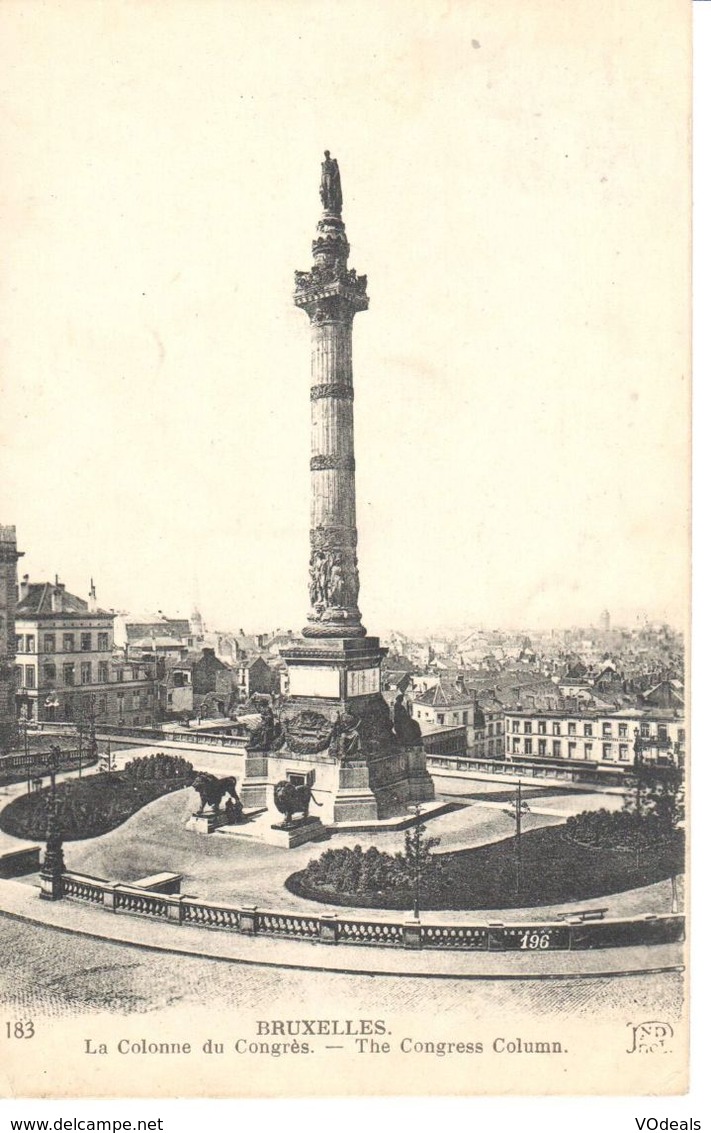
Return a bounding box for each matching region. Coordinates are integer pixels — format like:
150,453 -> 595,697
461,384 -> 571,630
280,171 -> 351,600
624,760 -> 684,839
403,809 -> 447,915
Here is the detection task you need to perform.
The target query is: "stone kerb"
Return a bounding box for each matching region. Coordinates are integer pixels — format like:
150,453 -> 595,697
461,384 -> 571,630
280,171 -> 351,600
56,871 -> 685,953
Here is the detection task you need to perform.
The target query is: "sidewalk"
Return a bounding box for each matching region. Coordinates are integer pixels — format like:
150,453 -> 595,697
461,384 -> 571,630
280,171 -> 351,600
0,876 -> 684,980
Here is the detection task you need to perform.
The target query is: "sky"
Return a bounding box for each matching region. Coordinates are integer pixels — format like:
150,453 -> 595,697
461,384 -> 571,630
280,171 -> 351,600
0,0 -> 690,636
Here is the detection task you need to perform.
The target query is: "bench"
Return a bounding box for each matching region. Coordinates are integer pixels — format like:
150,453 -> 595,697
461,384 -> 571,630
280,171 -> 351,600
127,872 -> 182,895
555,907 -> 608,922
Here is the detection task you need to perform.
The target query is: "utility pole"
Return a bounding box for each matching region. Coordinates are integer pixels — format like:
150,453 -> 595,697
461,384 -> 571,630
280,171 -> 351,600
504,780 -> 530,897
412,803 -> 422,921
88,694 -> 98,766
22,708 -> 31,794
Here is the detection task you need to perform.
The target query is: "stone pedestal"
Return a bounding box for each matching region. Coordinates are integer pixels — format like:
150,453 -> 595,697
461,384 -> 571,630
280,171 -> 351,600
39,871 -> 64,901
240,752 -> 270,811
39,814 -> 65,901
186,810 -> 231,835
262,816 -> 326,848
405,747 -> 436,804
276,635 -> 434,821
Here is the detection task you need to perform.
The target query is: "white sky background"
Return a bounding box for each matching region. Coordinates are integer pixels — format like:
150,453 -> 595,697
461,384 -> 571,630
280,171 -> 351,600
0,0 -> 689,636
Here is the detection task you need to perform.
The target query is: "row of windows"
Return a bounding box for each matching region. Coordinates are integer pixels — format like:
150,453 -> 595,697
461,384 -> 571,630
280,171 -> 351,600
15,631 -> 111,654
53,698 -> 152,725
415,709 -> 505,732
508,736 -> 631,761
511,719 -> 597,737
471,739 -> 505,756
508,719 -> 682,742
15,662 -> 150,688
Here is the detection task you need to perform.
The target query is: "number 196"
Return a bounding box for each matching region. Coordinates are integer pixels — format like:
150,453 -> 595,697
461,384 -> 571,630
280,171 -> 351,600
519,931 -> 551,950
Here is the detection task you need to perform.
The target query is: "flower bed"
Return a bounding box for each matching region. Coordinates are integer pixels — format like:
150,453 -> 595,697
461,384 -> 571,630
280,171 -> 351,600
286,824 -> 685,911
0,756 -> 196,842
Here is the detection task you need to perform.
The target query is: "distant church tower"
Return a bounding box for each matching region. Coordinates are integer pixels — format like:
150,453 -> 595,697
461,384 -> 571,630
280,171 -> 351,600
190,606 -> 205,643
600,609 -> 611,634
0,525 -> 23,753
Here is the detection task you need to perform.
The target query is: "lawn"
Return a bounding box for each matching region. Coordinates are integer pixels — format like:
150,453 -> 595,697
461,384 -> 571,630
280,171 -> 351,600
286,824 -> 685,911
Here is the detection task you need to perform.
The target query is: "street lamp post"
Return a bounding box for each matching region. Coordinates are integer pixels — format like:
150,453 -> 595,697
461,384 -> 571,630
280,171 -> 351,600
47,741 -> 61,800
39,743 -> 64,901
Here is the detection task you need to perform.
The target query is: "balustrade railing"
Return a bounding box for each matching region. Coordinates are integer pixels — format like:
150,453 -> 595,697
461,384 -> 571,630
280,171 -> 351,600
255,910 -> 321,939
57,871 -> 685,953
62,873 -> 107,904
182,900 -> 241,930
114,887 -> 171,917
337,919 -> 404,946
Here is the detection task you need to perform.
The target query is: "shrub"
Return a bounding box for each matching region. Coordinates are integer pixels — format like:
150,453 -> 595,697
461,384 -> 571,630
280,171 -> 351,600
299,833 -> 447,902
124,753 -> 194,782
564,806 -> 678,851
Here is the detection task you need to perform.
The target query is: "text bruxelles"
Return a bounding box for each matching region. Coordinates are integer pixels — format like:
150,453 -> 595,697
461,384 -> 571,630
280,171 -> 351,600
255,1019 -> 387,1037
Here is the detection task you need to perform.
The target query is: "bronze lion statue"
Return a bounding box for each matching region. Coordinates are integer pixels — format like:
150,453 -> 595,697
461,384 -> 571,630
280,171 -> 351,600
192,773 -> 242,817
273,778 -> 322,827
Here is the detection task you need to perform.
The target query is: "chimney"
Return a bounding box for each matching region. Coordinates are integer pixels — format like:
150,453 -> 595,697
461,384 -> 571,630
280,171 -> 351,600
88,578 -> 97,612
19,574 -> 30,601
51,578 -> 65,613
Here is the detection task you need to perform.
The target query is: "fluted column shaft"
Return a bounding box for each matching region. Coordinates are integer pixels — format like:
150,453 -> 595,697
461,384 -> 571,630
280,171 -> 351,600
294,198 -> 369,638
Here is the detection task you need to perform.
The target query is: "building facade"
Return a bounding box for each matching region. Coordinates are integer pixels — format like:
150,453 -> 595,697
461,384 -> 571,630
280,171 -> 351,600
0,526 -> 22,752
15,578 -> 156,726
504,706 -> 684,774
413,678 -> 505,756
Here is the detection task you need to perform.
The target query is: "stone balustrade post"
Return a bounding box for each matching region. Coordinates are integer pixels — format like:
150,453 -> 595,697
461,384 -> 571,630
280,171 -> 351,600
319,913 -> 339,944
238,906 -> 258,934
403,919 -> 422,949
166,896 -> 184,923
103,883 -> 120,911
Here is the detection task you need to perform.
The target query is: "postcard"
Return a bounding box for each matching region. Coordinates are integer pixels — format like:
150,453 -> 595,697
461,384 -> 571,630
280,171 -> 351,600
0,0 -> 690,1099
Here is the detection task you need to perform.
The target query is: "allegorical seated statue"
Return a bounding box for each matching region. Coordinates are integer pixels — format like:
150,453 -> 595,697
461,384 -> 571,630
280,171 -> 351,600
392,693 -> 422,745
330,711 -> 362,762
273,778 -> 322,828
245,695 -> 284,751
192,772 -> 243,817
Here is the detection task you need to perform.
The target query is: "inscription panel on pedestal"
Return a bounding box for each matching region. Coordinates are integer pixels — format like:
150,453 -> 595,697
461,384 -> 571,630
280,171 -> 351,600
289,665 -> 340,698
346,666 -> 380,697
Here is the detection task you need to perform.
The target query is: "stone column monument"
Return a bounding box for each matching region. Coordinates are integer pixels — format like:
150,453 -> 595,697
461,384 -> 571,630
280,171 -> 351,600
244,153 -> 434,824
295,150 -> 367,641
